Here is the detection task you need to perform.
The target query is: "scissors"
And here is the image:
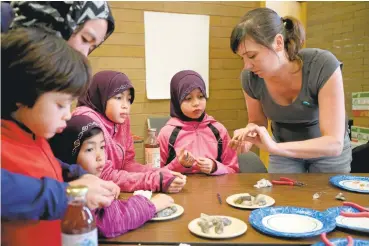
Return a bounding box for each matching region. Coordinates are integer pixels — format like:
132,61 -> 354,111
272,177 -> 305,187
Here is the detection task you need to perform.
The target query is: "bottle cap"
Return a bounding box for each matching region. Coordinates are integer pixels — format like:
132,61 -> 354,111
66,185 -> 88,197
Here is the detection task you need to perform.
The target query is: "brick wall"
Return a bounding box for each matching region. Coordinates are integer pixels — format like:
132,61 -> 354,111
306,2 -> 369,116
88,2 -> 259,162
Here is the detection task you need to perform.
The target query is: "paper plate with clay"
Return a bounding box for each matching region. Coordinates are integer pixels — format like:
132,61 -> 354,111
188,213 -> 247,239
226,193 -> 275,209
151,204 -> 184,221
330,175 -> 369,193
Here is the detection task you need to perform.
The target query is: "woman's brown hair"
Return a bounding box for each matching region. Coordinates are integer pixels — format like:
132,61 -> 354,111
230,8 -> 305,62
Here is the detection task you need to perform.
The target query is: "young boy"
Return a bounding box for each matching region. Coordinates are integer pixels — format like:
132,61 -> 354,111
1,27 -> 91,246
1,1 -> 119,222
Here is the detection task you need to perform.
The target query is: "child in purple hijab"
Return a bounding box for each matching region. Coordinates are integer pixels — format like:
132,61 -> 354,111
158,70 -> 239,175
73,70 -> 186,193
50,115 -> 174,238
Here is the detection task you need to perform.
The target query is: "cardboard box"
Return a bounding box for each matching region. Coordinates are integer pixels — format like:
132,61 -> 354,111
353,116 -> 369,128
352,91 -> 369,114
351,92 -> 369,128
351,126 -> 369,144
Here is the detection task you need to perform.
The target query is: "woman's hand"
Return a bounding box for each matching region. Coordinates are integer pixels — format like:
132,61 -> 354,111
242,125 -> 279,154
230,124 -> 279,154
229,124 -> 257,153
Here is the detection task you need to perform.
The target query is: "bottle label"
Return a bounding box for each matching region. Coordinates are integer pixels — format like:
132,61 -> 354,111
62,228 -> 97,246
145,147 -> 160,168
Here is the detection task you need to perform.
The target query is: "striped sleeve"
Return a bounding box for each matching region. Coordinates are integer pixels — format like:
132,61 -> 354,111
94,195 -> 156,238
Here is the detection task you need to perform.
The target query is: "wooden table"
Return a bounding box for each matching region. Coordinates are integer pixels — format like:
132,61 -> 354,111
100,173 -> 369,245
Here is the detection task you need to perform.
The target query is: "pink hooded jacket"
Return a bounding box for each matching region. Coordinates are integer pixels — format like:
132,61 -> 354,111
73,71 -> 175,192
73,106 -> 175,192
158,114 -> 239,175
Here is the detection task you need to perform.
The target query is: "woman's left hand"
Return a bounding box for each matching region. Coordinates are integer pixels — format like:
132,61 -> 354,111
242,125 -> 279,154
196,157 -> 216,174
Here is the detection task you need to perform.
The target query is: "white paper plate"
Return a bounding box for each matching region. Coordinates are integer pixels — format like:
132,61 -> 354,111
226,193 -> 275,209
330,175 -> 369,193
262,214 -> 323,234
339,180 -> 369,192
249,207 -> 336,238
188,215 -> 247,239
336,215 -> 369,233
151,204 -> 184,221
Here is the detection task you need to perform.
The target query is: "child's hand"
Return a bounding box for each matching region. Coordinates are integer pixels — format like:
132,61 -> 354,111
167,175 -> 186,193
169,170 -> 187,181
150,194 -> 174,212
177,149 -> 195,168
196,157 -> 216,174
109,180 -> 121,199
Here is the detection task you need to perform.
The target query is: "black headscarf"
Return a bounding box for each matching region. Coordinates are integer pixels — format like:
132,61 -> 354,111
10,1 -> 115,41
50,115 -> 102,164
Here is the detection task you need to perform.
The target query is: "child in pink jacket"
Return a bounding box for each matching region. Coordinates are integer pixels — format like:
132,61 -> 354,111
73,71 -> 186,193
50,115 -> 174,238
158,70 -> 239,175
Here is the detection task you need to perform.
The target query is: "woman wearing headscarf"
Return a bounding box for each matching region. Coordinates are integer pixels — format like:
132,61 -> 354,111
10,1 -> 115,56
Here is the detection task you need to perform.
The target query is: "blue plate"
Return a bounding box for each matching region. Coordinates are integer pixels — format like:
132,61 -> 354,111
312,238 -> 369,246
325,206 -> 369,233
330,175 -> 369,193
249,206 -> 336,238
324,206 -> 360,218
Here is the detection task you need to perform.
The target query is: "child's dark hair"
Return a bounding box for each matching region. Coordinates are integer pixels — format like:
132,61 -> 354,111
1,27 -> 92,118
230,8 -> 305,62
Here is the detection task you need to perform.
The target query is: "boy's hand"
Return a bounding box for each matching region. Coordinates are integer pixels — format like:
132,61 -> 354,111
69,174 -> 120,210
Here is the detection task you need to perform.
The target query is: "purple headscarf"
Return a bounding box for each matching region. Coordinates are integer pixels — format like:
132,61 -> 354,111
49,115 -> 102,164
77,70 -> 135,115
170,70 -> 207,121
